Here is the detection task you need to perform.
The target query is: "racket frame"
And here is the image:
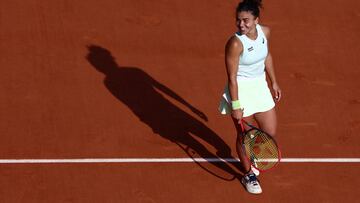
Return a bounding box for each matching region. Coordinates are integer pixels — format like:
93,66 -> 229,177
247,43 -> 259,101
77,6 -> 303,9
238,119 -> 282,172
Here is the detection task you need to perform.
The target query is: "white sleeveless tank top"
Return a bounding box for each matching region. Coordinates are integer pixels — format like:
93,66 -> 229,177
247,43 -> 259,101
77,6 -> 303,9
235,24 -> 268,80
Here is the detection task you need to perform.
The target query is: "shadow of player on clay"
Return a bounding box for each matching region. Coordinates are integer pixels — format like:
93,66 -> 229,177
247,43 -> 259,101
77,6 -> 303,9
86,45 -> 246,180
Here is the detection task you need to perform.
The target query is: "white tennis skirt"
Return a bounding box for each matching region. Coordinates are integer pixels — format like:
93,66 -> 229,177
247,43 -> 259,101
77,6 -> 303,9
218,74 -> 275,117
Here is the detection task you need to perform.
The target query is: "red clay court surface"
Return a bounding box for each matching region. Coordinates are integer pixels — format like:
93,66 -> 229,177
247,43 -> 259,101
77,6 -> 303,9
1,0 -> 360,202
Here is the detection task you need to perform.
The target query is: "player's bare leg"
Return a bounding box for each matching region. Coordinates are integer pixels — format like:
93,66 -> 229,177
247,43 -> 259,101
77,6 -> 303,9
232,117 -> 253,174
254,108 -> 277,137
232,117 -> 262,194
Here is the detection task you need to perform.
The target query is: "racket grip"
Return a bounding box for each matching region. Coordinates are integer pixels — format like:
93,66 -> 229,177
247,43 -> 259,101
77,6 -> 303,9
239,119 -> 245,132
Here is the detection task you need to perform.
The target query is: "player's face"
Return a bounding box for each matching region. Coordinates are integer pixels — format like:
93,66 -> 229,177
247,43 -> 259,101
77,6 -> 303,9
236,11 -> 258,35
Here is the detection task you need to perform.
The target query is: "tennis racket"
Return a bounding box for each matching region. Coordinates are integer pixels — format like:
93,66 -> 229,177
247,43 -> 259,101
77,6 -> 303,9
237,119 -> 281,171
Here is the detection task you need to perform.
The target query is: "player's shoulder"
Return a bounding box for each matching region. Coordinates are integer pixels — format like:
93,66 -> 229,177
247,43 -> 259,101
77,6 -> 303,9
226,35 -> 243,50
259,24 -> 271,38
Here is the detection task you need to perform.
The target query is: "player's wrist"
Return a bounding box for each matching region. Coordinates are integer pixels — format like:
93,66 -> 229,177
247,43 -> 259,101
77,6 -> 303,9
231,100 -> 242,111
232,109 -> 244,113
272,81 -> 279,86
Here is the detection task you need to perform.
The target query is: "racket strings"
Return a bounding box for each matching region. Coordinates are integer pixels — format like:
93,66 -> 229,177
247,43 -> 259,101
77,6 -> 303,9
244,130 -> 280,170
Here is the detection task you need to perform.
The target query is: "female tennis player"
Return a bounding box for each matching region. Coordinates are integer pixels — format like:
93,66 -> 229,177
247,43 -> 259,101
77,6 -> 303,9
218,0 -> 282,194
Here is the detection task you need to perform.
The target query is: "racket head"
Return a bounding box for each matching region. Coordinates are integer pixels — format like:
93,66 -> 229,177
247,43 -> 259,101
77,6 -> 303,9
241,121 -> 281,172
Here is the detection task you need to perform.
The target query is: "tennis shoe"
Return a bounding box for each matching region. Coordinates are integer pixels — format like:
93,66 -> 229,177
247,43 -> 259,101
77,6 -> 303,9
241,173 -> 262,194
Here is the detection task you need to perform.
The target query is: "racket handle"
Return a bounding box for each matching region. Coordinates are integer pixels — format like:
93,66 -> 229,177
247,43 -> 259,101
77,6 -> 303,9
239,119 -> 245,132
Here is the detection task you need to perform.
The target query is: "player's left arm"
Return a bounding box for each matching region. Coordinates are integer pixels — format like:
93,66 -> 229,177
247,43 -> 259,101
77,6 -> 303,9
262,25 -> 282,102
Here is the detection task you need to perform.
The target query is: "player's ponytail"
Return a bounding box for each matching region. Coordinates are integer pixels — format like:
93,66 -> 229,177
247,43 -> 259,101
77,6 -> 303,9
236,0 -> 263,18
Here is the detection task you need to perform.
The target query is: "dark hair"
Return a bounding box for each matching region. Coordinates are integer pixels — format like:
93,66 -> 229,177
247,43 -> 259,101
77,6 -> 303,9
236,0 -> 263,18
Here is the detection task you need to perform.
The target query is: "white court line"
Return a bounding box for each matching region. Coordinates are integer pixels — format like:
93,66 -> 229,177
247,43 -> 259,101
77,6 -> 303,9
0,158 -> 360,164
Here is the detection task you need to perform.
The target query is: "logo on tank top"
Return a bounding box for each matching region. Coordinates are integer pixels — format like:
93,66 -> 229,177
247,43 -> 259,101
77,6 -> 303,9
262,38 -> 265,44
248,46 -> 254,52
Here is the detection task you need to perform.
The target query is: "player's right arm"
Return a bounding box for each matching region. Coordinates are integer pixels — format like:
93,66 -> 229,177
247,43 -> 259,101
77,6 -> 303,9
225,36 -> 243,122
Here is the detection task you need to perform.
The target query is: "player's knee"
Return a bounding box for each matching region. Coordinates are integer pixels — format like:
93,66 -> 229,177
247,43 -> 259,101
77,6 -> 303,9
260,123 -> 276,136
267,128 -> 276,137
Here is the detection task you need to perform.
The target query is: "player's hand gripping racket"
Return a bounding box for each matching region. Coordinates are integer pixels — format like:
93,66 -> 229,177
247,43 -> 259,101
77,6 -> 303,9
237,119 -> 281,171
